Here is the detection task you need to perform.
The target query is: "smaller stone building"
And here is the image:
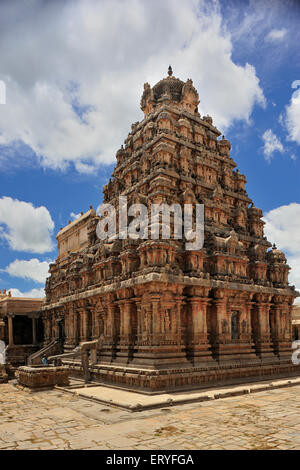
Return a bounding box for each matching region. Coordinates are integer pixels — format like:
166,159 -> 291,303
0,290 -> 44,367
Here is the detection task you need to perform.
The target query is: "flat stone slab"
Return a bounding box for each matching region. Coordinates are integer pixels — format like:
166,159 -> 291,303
58,376 -> 300,411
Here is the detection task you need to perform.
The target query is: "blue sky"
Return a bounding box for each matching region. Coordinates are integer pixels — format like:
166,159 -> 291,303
0,0 -> 299,298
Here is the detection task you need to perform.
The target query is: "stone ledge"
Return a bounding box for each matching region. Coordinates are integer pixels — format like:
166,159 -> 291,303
41,271 -> 295,311
63,358 -> 300,393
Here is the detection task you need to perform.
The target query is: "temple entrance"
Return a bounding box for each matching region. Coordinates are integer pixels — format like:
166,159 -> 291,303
13,316 -> 33,345
57,319 -> 65,344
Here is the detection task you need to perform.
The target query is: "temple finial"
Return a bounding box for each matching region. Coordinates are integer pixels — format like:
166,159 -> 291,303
168,65 -> 173,76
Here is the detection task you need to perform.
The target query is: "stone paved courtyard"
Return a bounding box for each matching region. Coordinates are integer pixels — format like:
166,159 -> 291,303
1,382 -> 300,450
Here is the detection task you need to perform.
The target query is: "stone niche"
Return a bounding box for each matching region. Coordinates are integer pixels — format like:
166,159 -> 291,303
17,365 -> 69,390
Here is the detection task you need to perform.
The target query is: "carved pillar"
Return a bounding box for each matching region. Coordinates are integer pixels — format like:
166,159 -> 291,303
213,300 -> 230,363
63,307 -> 75,351
132,286 -> 189,368
270,296 -> 293,360
72,308 -> 80,347
90,304 -> 98,340
186,287 -> 215,366
251,294 -> 277,362
79,309 -> 87,342
42,313 -> 50,345
53,313 -> 60,340
7,314 -> 14,346
210,289 -> 231,362
0,319 -> 5,342
115,298 -> 137,363
237,296 -> 261,364
32,318 -> 37,345
101,295 -> 120,363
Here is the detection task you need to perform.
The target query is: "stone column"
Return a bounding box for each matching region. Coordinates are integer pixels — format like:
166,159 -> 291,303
187,295 -> 215,366
42,313 -> 50,345
0,319 -> 5,342
252,294 -> 277,363
69,308 -> 80,347
32,318 -> 37,345
78,307 -> 91,343
132,289 -> 189,368
210,295 -> 232,363
270,296 -> 293,361
133,291 -> 154,366
79,309 -> 86,342
63,308 -> 74,351
237,298 -> 260,364
7,314 -> 14,347
90,305 -> 97,340
101,296 -> 119,363
115,299 -> 137,363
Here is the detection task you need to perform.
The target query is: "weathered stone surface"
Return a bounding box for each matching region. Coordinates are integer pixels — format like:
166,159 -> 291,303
17,366 -> 69,390
2,382 -> 300,449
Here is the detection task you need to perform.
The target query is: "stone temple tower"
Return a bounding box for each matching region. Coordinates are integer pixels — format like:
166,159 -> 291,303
41,68 -> 299,391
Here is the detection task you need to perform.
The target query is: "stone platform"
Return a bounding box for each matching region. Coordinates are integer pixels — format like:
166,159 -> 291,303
64,358 -> 300,393
57,375 -> 300,412
17,365 -> 69,390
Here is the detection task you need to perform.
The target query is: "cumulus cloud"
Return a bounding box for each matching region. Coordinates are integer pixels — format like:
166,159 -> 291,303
4,258 -> 51,283
263,203 -> 300,293
0,0 -> 265,172
265,28 -> 287,42
284,87 -> 300,145
262,129 -> 284,162
8,287 -> 45,298
0,197 -> 54,253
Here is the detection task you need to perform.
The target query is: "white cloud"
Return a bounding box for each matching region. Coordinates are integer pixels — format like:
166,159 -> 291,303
0,0 -> 265,171
9,287 -> 45,298
0,197 -> 54,253
263,203 -> 300,293
265,28 -> 287,42
284,87 -> 300,145
70,212 -> 81,220
262,129 -> 284,162
74,162 -> 97,175
5,258 -> 51,283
